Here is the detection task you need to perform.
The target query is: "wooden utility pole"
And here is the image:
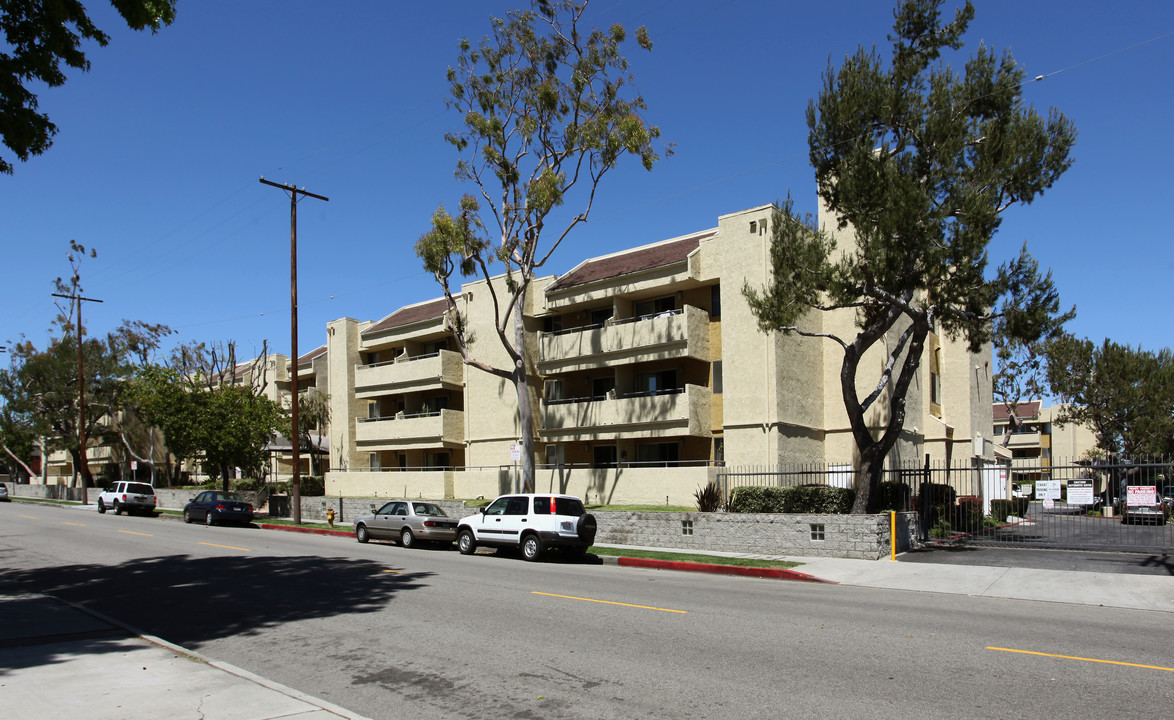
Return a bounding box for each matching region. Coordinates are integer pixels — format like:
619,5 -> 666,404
259,178 -> 328,524
51,291 -> 103,504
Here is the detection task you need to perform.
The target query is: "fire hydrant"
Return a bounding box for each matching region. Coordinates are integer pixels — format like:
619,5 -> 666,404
326,507 -> 336,527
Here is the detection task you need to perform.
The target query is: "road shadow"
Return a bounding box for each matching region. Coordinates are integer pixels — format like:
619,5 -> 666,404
4,554 -> 433,650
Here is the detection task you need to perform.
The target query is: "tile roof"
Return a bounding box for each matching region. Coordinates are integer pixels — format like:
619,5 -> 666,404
546,232 -> 713,292
297,345 -> 327,366
363,298 -> 450,336
993,401 -> 1041,421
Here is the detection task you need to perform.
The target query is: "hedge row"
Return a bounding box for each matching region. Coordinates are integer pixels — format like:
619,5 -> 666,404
728,485 -> 855,514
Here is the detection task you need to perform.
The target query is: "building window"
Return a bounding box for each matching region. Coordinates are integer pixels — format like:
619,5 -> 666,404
369,453 -> 380,470
810,524 -> 825,541
544,379 -> 564,402
592,445 -> 617,468
634,296 -> 675,317
710,284 -> 721,318
928,335 -> 942,416
681,520 -> 694,536
636,369 -> 678,396
591,375 -> 615,400
712,361 -> 723,394
713,437 -> 724,465
637,442 -> 679,467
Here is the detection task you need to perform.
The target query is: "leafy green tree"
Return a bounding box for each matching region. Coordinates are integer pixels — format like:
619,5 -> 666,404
416,0 -> 667,491
289,387 -> 330,477
0,0 -> 176,174
200,384 -> 285,489
743,0 -> 1076,513
1046,337 -> 1174,458
0,318 -> 167,487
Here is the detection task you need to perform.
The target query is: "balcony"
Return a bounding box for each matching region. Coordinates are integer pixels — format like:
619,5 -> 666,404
1006,431 -> 1043,448
355,349 -> 463,398
538,305 -> 710,374
540,384 -> 711,441
355,408 -> 465,450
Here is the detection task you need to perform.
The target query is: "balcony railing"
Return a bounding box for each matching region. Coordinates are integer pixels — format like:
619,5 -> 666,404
540,384 -> 711,441
355,349 -> 462,397
538,304 -> 710,374
354,408 -> 465,448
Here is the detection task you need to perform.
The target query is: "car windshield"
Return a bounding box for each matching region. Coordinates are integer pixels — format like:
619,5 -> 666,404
412,503 -> 446,517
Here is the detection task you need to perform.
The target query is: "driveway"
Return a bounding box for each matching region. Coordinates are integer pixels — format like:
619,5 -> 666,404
900,545 -> 1174,576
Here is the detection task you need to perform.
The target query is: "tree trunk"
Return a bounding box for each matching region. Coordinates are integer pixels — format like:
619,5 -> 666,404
513,295 -> 536,493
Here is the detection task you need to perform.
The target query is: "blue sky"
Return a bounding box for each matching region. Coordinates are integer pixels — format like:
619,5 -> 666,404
3,0 -> 1172,365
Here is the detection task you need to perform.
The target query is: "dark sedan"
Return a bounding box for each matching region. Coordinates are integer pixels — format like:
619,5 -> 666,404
184,490 -> 255,526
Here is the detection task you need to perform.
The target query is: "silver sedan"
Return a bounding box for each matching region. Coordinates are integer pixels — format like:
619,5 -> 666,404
353,500 -> 458,548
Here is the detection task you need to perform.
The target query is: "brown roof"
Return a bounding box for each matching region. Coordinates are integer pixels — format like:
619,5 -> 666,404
547,232 -> 713,293
363,298 -> 449,336
298,345 -> 327,367
993,401 -> 1041,421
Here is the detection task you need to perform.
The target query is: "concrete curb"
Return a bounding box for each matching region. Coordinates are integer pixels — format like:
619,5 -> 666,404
259,523 -> 353,538
611,556 -> 834,582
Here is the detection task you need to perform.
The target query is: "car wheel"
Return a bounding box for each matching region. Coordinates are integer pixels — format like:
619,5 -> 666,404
457,529 -> 477,555
521,533 -> 543,562
97,500 -> 106,514
400,528 -> 415,548
113,500 -> 122,516
576,513 -> 598,545
183,509 -> 192,524
206,511 -> 215,527
356,524 -> 370,544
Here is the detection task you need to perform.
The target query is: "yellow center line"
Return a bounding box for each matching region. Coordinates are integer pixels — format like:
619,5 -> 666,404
198,541 -> 251,552
20,515 -> 39,519
62,521 -> 85,527
987,646 -> 1174,673
118,529 -> 153,537
532,591 -> 687,614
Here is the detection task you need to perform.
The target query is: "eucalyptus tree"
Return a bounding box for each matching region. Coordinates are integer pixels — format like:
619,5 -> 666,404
744,0 -> 1076,512
416,0 -> 667,490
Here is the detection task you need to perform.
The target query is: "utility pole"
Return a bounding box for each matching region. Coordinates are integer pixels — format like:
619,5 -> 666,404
260,177 -> 328,524
51,291 -> 103,504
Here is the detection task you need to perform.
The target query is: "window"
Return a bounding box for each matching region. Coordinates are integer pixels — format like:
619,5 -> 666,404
634,296 -> 676,317
710,284 -> 721,318
389,502 -> 408,516
505,497 -> 529,515
637,442 -> 679,466
713,437 -> 724,465
712,361 -> 723,394
545,444 -> 565,467
543,315 -> 562,333
484,497 -> 510,516
592,376 -> 615,400
810,524 -> 826,541
544,379 -> 565,402
681,520 -> 694,536
590,307 -> 613,326
636,369 -> 678,396
592,445 -> 618,468
426,452 -> 450,470
929,335 -> 942,415
369,453 -> 380,470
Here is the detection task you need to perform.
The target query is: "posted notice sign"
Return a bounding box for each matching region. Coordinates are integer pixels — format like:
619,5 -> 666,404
1067,479 -> 1094,505
1126,486 -> 1158,507
1035,479 -> 1061,500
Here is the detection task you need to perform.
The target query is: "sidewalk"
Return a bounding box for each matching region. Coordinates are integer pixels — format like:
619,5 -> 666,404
0,593 -> 371,720
593,543 -> 1174,613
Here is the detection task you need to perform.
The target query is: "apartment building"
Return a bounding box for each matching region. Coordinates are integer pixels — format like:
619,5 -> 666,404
321,204 -> 995,505
993,401 -> 1096,469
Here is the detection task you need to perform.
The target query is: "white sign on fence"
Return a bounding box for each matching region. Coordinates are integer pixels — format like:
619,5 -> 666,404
1126,486 -> 1158,507
1067,479 -> 1094,505
1035,480 -> 1061,500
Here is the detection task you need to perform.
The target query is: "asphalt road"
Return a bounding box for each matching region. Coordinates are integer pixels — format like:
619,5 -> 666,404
3,503 -> 1173,720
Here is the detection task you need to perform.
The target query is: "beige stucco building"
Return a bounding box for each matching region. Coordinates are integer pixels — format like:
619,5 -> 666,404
321,204 -> 996,505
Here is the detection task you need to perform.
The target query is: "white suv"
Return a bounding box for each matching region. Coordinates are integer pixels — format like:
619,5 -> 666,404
97,481 -> 158,516
456,493 -> 597,561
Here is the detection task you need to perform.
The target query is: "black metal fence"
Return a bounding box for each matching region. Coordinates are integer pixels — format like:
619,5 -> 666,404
718,457 -> 1173,553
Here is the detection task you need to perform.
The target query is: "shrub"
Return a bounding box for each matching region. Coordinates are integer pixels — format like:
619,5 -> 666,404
876,481 -> 911,511
728,485 -> 855,514
299,475 -> 325,496
990,498 -> 1029,521
951,496 -> 984,532
728,486 -> 787,513
694,481 -> 724,512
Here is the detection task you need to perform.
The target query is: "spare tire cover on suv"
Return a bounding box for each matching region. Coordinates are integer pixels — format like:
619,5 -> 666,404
576,513 -> 597,545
